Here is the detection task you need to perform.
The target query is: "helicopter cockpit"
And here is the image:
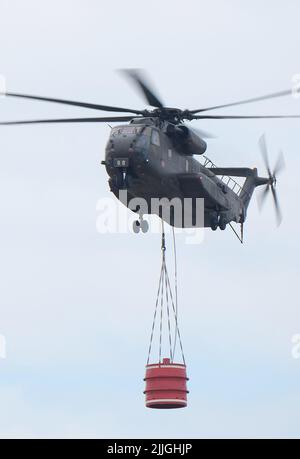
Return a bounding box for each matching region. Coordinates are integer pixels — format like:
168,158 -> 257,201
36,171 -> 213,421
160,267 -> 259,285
110,125 -> 144,138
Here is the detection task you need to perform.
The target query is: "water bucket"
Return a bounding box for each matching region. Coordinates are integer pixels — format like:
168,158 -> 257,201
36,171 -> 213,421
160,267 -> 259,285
144,358 -> 189,409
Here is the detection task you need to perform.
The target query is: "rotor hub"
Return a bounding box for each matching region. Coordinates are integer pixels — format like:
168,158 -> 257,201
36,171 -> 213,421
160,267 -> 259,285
144,107 -> 185,124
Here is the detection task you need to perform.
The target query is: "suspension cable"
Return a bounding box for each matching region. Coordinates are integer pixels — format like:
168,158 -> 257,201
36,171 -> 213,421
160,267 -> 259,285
172,226 -> 179,359
165,266 -> 186,365
159,262 -> 165,364
146,221 -> 185,365
147,263 -> 164,365
164,258 -> 173,362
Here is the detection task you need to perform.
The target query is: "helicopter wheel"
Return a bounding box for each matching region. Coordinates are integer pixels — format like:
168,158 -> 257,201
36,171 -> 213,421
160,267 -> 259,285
141,219 -> 149,233
210,214 -> 218,231
219,218 -> 227,231
133,220 -> 141,233
113,171 -> 121,188
133,217 -> 148,234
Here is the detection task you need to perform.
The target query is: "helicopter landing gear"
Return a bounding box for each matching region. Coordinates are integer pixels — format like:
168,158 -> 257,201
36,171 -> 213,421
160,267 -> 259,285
133,220 -> 141,233
120,170 -> 129,189
210,213 -> 227,231
211,222 -> 218,231
219,216 -> 227,231
133,215 -> 149,234
113,169 -> 129,189
210,214 -> 218,231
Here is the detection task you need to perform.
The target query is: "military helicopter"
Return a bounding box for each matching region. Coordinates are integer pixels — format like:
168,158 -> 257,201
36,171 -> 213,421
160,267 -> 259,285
0,70 -> 298,240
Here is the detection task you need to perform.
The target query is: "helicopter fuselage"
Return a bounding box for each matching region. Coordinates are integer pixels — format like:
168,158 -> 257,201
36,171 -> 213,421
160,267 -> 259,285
0,68 -> 286,232
104,118 -> 251,230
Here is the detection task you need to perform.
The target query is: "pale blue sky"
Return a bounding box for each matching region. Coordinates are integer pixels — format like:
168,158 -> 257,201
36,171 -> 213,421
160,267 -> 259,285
0,0 -> 300,438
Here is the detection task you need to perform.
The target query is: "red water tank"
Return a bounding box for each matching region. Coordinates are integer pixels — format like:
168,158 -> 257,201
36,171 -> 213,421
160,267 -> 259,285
144,358 -> 189,409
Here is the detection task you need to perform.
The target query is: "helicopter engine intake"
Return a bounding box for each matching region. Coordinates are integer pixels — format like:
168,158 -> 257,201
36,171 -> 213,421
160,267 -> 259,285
167,124 -> 207,156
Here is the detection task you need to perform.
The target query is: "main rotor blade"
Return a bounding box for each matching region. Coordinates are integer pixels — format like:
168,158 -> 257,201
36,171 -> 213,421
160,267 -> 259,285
259,134 -> 271,176
192,114 -> 300,119
185,124 -> 216,139
190,89 -> 292,114
271,185 -> 282,226
273,150 -> 285,176
121,69 -> 164,108
0,116 -> 137,126
0,92 -> 144,115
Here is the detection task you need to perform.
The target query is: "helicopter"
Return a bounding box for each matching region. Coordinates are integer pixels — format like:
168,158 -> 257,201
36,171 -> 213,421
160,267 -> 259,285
0,69 -> 298,239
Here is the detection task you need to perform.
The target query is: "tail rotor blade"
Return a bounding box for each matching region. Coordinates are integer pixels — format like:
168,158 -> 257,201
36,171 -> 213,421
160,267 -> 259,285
259,134 -> 271,176
257,134 -> 284,226
257,184 -> 270,210
273,150 -> 285,177
271,186 -> 282,226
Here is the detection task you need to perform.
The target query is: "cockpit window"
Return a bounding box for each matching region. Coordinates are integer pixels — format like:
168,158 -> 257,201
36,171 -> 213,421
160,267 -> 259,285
151,129 -> 160,146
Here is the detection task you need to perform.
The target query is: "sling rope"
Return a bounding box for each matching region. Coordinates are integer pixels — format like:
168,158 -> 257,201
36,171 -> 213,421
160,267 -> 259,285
172,226 -> 179,359
147,222 -> 185,365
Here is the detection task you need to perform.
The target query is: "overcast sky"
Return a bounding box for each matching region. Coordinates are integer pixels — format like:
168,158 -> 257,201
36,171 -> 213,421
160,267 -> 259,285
0,0 -> 300,439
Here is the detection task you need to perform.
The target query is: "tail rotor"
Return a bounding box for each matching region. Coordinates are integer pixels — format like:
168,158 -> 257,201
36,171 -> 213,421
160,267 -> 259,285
258,134 -> 285,226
